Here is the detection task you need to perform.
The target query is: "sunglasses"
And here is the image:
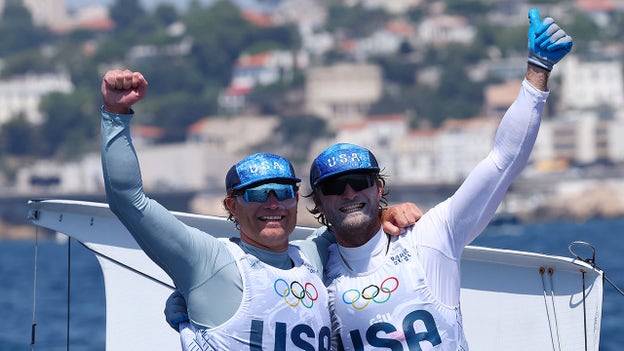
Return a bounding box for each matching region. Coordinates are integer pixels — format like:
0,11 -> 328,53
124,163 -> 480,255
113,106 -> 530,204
319,173 -> 376,196
238,183 -> 296,203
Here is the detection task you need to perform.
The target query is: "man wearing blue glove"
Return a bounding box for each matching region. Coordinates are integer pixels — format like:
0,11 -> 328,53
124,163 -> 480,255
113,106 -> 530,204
164,7 -> 572,350
527,8 -> 573,71
305,8 -> 572,351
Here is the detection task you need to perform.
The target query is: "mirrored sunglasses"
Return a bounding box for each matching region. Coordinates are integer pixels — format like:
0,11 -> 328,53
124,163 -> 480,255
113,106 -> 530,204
319,173 -> 376,196
239,183 -> 296,203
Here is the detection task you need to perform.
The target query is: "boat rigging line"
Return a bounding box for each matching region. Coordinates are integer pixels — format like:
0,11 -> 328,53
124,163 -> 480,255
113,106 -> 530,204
30,228 -> 72,351
27,209 -> 174,351
30,227 -> 38,351
569,241 -> 624,297
538,241 -> 623,351
568,240 -> 624,351
78,240 -> 175,290
66,237 -> 71,351
540,266 -> 562,351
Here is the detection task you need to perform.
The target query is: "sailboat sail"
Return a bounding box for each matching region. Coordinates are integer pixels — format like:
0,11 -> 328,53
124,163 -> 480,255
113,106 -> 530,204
27,199 -> 603,351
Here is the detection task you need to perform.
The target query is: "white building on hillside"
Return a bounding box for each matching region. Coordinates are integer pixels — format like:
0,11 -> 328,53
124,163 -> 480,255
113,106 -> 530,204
434,118 -> 498,182
534,111 -> 624,167
0,73 -> 74,125
394,129 -> 439,184
560,55 -> 624,112
305,63 -> 382,127
417,15 -> 476,47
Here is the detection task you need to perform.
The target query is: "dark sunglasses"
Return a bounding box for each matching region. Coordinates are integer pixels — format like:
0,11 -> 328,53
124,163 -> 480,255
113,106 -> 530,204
319,173 -> 376,196
238,183 -> 296,203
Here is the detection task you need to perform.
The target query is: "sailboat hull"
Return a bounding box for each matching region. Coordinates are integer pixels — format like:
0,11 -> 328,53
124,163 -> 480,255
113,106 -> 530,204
27,199 -> 603,351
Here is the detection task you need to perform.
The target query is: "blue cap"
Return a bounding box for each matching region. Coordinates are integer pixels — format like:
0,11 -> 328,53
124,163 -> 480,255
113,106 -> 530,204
310,143 -> 379,188
226,152 -> 301,192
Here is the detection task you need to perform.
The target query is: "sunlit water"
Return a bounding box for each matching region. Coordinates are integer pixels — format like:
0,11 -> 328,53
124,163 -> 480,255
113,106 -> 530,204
1,218 -> 623,350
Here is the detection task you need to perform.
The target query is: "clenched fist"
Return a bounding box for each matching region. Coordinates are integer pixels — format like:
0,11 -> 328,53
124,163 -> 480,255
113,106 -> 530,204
101,69 -> 148,114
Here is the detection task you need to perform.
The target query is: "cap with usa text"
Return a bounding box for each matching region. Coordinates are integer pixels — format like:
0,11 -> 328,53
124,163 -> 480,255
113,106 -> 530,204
226,152 -> 301,192
310,143 -> 380,188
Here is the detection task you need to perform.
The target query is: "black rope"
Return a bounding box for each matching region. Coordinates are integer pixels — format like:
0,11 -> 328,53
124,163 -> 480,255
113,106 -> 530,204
568,240 -> 624,350
77,241 -> 175,290
580,269 -> 588,351
539,267 -> 556,351
66,238 -> 71,351
547,268 -> 562,351
603,275 -> 624,296
31,226 -> 39,351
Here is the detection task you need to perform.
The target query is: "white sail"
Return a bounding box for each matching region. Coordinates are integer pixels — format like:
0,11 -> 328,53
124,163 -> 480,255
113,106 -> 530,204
28,199 -> 603,351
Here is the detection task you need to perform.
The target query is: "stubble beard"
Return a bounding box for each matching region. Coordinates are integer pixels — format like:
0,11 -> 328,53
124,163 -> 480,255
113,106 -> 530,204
331,208 -> 381,247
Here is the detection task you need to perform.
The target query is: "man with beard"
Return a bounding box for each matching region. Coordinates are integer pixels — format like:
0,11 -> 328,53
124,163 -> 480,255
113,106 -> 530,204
307,8 -> 572,350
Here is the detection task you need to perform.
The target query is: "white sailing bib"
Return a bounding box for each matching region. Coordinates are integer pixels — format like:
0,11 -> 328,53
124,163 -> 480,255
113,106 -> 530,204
181,238 -> 332,351
324,235 -> 468,351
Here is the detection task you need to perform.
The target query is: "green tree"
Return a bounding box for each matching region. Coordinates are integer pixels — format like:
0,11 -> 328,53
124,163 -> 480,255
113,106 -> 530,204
0,0 -> 51,55
445,0 -> 493,20
564,11 -> 600,54
50,38 -> 101,89
184,1 -> 256,85
433,63 -> 484,120
38,91 -> 99,158
373,56 -> 418,86
109,0 -> 147,32
154,3 -> 180,26
474,22 -> 525,57
411,63 -> 483,126
131,56 -> 218,134
0,50 -> 56,77
0,114 -> 38,156
326,1 -> 389,38
92,38 -> 132,63
249,24 -> 301,52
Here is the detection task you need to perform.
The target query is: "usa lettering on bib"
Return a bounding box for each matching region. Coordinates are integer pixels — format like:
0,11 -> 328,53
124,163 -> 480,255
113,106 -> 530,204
325,236 -> 468,351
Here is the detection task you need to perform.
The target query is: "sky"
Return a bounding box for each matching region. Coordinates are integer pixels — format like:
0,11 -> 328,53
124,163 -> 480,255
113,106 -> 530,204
66,0 -> 215,11
65,0 -> 275,13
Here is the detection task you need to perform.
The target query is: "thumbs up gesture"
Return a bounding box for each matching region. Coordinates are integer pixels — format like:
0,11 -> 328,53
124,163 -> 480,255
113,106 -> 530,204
527,8 -> 573,71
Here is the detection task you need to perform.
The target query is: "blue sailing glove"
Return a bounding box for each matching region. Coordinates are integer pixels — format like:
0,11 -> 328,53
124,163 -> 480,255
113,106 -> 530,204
164,289 -> 189,331
527,8 -> 573,71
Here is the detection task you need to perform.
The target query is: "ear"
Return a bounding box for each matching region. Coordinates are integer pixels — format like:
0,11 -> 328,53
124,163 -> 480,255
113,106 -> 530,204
225,197 -> 239,217
376,180 -> 383,200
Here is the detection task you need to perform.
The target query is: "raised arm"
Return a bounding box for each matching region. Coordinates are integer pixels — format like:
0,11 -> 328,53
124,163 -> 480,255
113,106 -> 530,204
413,9 -> 572,306
446,8 -> 573,252
100,70 -> 228,293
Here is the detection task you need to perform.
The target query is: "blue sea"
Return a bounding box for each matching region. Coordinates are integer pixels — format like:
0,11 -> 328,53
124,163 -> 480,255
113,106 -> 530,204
1,218 -> 623,350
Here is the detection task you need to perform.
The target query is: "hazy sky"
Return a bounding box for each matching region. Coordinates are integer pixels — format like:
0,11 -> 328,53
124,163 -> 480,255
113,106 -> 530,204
64,0 -> 279,13
66,0 -> 214,11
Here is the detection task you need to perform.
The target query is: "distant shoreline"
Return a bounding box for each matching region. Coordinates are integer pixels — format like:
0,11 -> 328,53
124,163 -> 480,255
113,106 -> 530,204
3,176 -> 623,239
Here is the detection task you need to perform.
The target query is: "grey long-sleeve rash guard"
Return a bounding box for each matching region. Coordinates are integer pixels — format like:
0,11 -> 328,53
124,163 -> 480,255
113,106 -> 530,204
101,109 -> 329,329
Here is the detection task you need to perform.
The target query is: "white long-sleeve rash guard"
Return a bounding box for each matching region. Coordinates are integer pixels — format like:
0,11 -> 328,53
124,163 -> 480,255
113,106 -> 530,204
334,78 -> 549,306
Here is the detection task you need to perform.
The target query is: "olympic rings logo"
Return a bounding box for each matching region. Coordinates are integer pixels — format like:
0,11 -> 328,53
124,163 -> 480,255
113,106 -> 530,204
342,277 -> 399,310
274,278 -> 319,309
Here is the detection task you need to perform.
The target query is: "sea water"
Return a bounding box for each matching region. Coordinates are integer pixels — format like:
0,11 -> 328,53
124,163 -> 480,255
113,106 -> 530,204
1,218 -> 623,350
